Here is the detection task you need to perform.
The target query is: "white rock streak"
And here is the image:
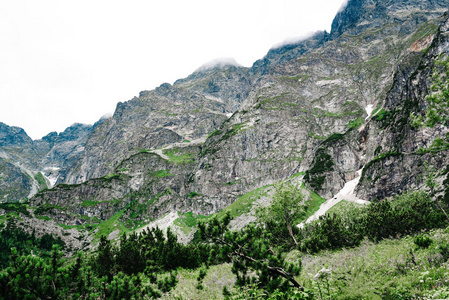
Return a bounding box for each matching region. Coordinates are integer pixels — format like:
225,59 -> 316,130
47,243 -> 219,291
136,211 -> 179,234
43,167 -> 60,188
298,169 -> 369,228
365,104 -> 374,120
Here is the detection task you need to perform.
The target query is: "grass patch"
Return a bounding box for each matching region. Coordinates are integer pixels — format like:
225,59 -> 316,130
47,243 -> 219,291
139,148 -> 152,153
80,200 -> 97,207
102,173 -> 121,181
289,172 -> 306,179
300,228 -> 449,299
36,215 -> 52,221
301,189 -> 327,222
174,212 -> 209,234
94,210 -> 129,240
149,169 -> 174,178
34,172 -> 48,191
308,133 -> 326,140
208,129 -> 222,138
80,199 -> 109,207
187,191 -> 201,198
215,185 -> 272,219
313,107 -> 364,118
162,263 -> 235,299
163,149 -> 195,164
325,199 -> 363,216
219,123 -> 252,141
346,117 -> 364,130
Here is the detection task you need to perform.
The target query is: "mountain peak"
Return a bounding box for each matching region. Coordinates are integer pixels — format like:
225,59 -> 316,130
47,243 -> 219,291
0,122 -> 33,147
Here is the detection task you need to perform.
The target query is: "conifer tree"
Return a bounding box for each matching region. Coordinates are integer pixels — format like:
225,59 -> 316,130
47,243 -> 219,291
256,182 -> 305,246
198,212 -> 304,294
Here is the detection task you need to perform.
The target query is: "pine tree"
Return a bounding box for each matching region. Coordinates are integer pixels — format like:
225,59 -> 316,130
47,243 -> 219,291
256,182 -> 305,246
198,212 -> 304,294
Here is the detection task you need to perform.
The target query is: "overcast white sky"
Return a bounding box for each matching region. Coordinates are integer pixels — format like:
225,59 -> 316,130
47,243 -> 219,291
0,0 -> 347,140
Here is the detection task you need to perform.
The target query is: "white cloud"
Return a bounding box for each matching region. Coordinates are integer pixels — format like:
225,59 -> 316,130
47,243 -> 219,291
100,113 -> 113,121
270,31 -> 318,50
338,0 -> 350,13
196,58 -> 242,72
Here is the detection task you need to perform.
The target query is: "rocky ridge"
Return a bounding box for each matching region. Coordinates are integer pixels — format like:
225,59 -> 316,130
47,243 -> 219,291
0,122 -> 95,202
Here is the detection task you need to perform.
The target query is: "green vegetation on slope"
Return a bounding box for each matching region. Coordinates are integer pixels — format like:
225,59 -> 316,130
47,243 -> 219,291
33,172 -> 48,191
174,212 -> 209,234
0,219 -> 65,269
1,188 -> 448,299
94,209 -> 129,240
163,148 -> 195,164
301,229 -> 449,299
149,169 -> 174,178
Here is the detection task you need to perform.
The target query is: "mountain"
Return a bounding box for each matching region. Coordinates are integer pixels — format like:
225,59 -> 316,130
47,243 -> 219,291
192,0 -> 449,202
64,64 -> 252,184
0,122 -> 94,202
1,0 -> 449,250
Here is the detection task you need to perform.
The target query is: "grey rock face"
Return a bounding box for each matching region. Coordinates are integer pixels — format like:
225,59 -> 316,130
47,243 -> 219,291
357,12 -> 449,199
65,65 -> 252,184
0,158 -> 33,202
0,122 -> 93,201
189,0 -> 449,201
0,122 -> 33,147
30,145 -> 202,225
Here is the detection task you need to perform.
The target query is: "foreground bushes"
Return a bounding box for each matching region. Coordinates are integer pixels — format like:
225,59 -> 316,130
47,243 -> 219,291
0,226 -> 212,299
0,219 -> 65,269
92,226 -> 211,279
0,190 -> 446,299
299,191 -> 447,253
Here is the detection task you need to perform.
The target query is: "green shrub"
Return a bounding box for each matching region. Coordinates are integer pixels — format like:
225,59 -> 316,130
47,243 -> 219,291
299,191 -> 447,253
188,191 -> 201,198
414,234 -> 433,248
0,203 -> 30,216
304,148 -> 334,191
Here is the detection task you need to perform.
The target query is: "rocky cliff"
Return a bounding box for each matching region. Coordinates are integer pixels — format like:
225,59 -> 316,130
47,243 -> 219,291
0,122 -> 94,202
64,64 -> 252,184
190,0 -> 449,202
357,10 -> 449,200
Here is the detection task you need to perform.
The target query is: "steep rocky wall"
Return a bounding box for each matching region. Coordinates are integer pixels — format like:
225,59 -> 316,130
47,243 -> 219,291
30,145 -> 203,225
0,159 -> 33,201
0,122 -> 94,202
357,12 -> 449,200
186,2 -> 449,201
65,65 -> 252,184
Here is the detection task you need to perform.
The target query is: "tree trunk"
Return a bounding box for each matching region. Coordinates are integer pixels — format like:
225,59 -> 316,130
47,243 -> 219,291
286,222 -> 298,245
